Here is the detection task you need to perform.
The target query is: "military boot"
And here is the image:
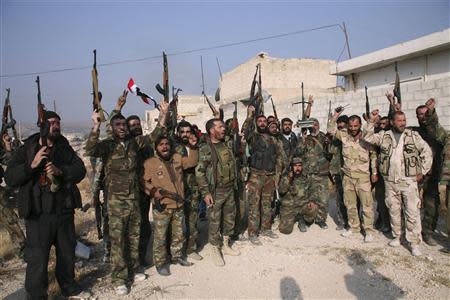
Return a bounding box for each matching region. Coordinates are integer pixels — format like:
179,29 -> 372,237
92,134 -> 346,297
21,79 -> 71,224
222,236 -> 240,256
298,216 -> 307,232
211,246 -> 225,267
422,234 -> 438,246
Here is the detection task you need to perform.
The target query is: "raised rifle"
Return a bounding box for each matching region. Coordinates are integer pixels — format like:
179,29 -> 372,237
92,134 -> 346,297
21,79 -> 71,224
231,101 -> 241,157
269,96 -> 278,121
92,49 -> 106,122
364,86 -> 370,120
249,64 -> 264,117
292,82 -> 313,130
168,86 -> 182,135
394,62 -> 401,106
156,52 -> 170,104
36,76 -> 50,187
200,56 -> 220,118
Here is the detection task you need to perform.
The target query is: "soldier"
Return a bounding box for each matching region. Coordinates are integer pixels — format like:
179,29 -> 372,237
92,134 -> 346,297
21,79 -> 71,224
143,134 -> 198,276
363,110 -> 432,256
414,101 -> 443,246
174,121 -> 203,261
0,134 -> 25,256
328,115 -> 349,230
196,118 -> 240,266
85,92 -> 167,295
328,113 -> 378,242
5,111 -> 90,299
126,114 -> 154,267
295,99 -> 331,229
422,98 -> 450,253
278,157 -> 312,233
243,106 -> 283,245
279,118 -> 298,160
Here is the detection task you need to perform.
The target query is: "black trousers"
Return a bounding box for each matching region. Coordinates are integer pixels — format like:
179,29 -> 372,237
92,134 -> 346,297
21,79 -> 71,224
24,213 -> 80,299
138,192 -> 151,266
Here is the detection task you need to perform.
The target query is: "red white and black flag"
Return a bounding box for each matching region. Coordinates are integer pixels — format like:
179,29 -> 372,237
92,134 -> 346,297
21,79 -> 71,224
127,78 -> 159,109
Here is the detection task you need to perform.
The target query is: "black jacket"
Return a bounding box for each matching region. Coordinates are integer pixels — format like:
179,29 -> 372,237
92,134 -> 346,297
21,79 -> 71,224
5,133 -> 86,218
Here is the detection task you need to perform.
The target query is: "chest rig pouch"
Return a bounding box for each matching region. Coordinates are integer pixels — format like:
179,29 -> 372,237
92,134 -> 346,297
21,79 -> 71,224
250,134 -> 276,172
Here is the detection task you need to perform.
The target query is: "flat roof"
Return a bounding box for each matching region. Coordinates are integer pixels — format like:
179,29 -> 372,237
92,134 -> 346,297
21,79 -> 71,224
332,28 -> 450,76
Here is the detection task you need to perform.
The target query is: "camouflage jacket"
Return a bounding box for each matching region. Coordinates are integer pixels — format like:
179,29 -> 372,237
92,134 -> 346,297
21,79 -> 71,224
327,117 -> 377,178
175,142 -> 198,200
295,131 -> 330,176
84,125 -> 163,199
328,137 -> 343,176
424,108 -> 450,181
195,136 -> 237,199
278,172 -> 310,206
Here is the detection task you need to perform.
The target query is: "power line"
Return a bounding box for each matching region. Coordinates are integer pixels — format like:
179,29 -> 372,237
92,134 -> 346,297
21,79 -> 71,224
0,23 -> 343,79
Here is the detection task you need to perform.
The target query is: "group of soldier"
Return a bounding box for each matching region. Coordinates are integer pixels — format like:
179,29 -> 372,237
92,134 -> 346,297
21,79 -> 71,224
0,84 -> 449,299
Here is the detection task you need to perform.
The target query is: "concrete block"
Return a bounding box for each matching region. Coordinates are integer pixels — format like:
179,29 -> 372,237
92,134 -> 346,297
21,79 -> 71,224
435,77 -> 450,88
421,80 -> 436,90
405,82 -> 422,93
413,90 -> 429,101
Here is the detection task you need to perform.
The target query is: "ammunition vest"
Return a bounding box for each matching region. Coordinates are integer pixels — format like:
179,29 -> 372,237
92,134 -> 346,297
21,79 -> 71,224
249,134 -> 277,172
215,142 -> 236,186
379,129 -> 421,178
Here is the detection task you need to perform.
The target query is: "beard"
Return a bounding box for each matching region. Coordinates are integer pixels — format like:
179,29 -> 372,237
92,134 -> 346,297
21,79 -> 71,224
157,149 -> 171,160
180,136 -> 189,145
257,126 -> 267,134
130,127 -> 143,137
48,130 -> 61,142
282,128 -> 291,135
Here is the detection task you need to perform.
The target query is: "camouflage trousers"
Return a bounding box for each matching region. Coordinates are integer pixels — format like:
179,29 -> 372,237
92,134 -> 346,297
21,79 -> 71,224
446,183 -> 450,241
333,174 -> 348,227
152,207 -> 184,267
184,186 -> 200,254
279,195 -> 299,234
420,174 -> 440,237
234,181 -> 248,236
343,175 -> 374,233
208,185 -> 236,246
374,177 -> 391,231
308,174 -> 329,223
385,179 -> 422,245
246,171 -> 275,236
0,189 -> 25,250
108,198 -> 141,286
138,191 -> 151,265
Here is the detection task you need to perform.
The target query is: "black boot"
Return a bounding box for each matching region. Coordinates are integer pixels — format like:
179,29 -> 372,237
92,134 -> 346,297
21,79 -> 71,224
298,216 -> 307,232
172,257 -> 193,267
156,264 -> 171,276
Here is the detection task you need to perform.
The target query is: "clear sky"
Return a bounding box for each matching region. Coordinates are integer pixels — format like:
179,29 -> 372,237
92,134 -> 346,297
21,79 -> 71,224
1,0 -> 449,124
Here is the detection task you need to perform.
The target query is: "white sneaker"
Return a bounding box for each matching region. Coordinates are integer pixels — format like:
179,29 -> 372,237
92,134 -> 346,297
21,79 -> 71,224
388,238 -> 400,247
115,285 -> 128,296
364,234 -> 373,243
134,272 -> 147,282
411,244 -> 422,256
341,230 -> 353,237
70,290 -> 92,299
188,252 -> 203,261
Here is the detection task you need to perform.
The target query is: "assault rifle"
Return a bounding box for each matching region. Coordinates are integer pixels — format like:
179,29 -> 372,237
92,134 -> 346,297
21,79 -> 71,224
200,56 -> 221,118
156,52 -> 170,104
249,64 -> 264,117
153,188 -> 184,212
92,49 -> 106,122
1,89 -> 20,147
36,76 -> 50,187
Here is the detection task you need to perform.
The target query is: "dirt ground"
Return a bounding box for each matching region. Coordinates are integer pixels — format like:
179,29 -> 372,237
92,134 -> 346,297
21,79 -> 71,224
1,196 -> 449,300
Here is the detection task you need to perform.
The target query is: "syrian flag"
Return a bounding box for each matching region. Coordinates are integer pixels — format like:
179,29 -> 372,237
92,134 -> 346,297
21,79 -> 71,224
127,78 -> 157,107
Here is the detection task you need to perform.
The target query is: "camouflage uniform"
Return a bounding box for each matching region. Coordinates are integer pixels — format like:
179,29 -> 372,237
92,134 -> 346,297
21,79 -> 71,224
0,162 -> 25,253
412,122 -> 443,240
363,122 -> 432,245
195,137 -> 237,246
243,118 -> 283,237
295,131 -> 330,224
328,137 -> 348,227
175,143 -> 200,254
85,125 -> 162,287
424,108 -> 450,244
278,166 -> 311,234
328,118 -> 377,233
